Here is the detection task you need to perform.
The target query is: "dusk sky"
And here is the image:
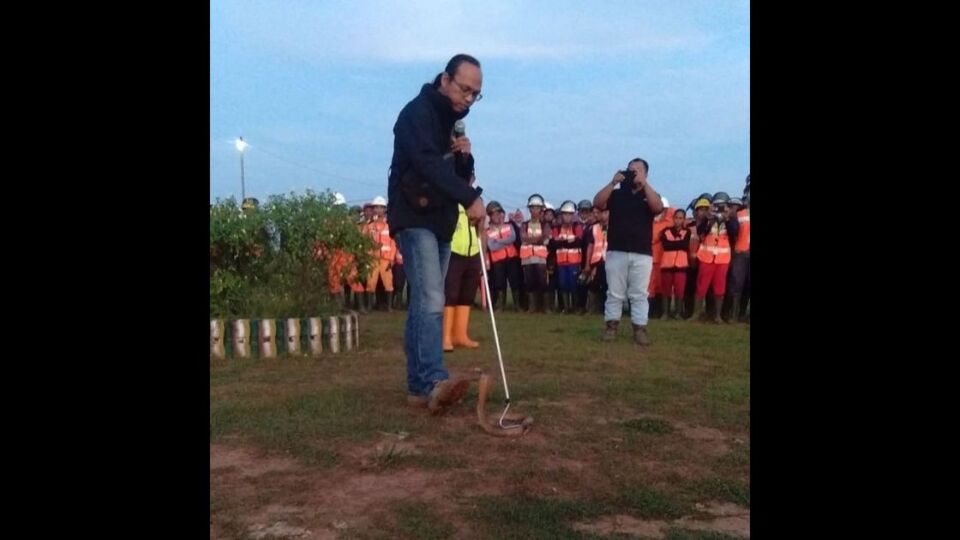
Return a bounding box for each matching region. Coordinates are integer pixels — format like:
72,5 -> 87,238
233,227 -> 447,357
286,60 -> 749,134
211,0 -> 749,213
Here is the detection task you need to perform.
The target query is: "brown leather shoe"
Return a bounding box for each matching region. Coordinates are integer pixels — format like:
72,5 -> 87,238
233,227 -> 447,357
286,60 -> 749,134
632,324 -> 651,346
406,394 -> 428,408
602,320 -> 619,342
427,376 -> 471,415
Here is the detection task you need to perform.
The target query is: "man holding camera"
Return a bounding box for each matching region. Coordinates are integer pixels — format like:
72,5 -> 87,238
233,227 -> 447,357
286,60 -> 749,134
387,54 -> 486,414
692,192 -> 739,323
593,158 -> 664,345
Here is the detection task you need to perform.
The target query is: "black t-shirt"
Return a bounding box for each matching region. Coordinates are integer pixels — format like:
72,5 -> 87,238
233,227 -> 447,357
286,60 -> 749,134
606,186 -> 654,255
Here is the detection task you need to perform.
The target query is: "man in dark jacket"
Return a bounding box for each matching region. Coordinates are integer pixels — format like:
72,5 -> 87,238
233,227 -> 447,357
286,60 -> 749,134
387,54 -> 487,414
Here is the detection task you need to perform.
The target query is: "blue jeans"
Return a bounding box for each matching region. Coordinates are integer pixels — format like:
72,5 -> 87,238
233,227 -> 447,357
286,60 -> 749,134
396,228 -> 452,397
604,250 -> 653,326
557,264 -> 579,292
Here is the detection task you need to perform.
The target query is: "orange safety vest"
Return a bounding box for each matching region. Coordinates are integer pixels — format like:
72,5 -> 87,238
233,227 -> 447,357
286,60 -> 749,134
520,221 -> 549,259
651,209 -> 673,265
554,224 -> 582,265
363,219 -> 395,261
697,222 -> 732,264
589,223 -> 607,265
486,224 -> 519,262
328,248 -> 353,269
660,228 -> 690,269
735,208 -> 750,253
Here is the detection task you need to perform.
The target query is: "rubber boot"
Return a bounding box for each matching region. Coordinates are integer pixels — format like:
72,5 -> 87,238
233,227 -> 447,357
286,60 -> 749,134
452,305 -> 480,348
693,297 -> 709,322
442,306 -> 455,352
725,294 -> 739,324
586,291 -> 597,315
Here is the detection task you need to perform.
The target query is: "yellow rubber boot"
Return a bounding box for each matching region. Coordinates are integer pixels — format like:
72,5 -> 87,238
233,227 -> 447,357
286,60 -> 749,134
452,305 -> 480,348
443,306 -> 455,352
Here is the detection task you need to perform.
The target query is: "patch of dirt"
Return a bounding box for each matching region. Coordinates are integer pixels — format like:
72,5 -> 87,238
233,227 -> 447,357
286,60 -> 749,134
574,514 -> 670,538
356,440 -> 423,468
675,422 -> 730,457
211,444 -> 301,477
542,455 -> 588,473
600,412 -> 735,468
213,439 -> 460,538
626,460 -> 713,483
573,503 -> 750,539
675,514 -> 750,537
614,415 -> 733,458
212,389 -> 744,538
318,469 -> 444,519
676,423 -> 726,441
535,392 -> 595,413
696,501 -> 749,517
247,521 -> 313,538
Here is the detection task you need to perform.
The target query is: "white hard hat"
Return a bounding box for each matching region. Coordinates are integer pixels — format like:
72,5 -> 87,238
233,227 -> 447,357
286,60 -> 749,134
544,201 -> 555,211
661,197 -> 669,209
371,195 -> 387,207
559,200 -> 577,213
333,192 -> 347,206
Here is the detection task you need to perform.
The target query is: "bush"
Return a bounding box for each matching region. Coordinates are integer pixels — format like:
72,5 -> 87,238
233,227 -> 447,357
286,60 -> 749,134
210,190 -> 374,318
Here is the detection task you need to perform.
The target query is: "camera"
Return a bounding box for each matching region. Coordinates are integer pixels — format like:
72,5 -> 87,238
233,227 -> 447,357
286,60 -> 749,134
714,204 -> 727,223
619,169 -> 636,183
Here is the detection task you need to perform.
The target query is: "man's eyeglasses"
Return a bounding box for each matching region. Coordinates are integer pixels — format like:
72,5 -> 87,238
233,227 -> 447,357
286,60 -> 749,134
451,77 -> 483,102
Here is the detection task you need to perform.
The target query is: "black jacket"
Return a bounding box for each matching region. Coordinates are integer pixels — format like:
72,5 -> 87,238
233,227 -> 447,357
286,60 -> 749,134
387,82 -> 481,242
660,226 -> 691,253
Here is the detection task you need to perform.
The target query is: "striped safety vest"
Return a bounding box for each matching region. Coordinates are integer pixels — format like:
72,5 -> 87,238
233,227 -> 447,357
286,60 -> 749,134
735,208 -> 750,253
486,224 -> 519,262
589,223 -> 607,265
696,221 -> 731,264
661,228 -> 690,269
520,221 -> 549,259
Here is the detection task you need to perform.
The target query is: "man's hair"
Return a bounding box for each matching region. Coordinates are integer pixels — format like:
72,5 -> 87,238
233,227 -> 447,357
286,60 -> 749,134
673,209 -> 686,218
445,54 -> 480,76
628,158 -> 650,174
434,54 -> 481,86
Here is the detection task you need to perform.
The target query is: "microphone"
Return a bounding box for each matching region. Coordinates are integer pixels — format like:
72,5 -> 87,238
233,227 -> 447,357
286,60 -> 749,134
443,120 -> 466,161
451,120 -> 471,174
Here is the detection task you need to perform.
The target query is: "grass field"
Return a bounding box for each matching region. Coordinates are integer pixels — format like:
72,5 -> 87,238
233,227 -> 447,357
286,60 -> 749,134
211,309 -> 750,539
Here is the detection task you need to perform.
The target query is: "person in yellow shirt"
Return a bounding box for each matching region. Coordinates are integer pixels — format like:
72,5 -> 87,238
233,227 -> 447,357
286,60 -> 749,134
443,194 -> 483,351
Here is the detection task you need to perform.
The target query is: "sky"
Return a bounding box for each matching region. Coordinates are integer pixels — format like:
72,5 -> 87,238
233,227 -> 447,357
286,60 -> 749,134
210,0 -> 749,213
